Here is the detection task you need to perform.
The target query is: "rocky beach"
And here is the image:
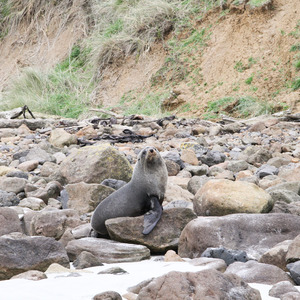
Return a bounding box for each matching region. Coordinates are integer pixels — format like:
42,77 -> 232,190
0,112 -> 300,299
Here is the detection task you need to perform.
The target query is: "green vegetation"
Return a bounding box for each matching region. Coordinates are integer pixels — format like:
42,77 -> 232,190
234,58 -> 257,73
203,96 -> 284,120
248,0 -> 271,7
1,45 -> 94,118
117,91 -> 169,116
292,78 -> 300,90
245,74 -> 254,85
290,43 -> 300,52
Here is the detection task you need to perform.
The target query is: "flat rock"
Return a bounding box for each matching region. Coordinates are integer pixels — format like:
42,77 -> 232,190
0,177 -> 27,194
178,213 -> 300,260
225,260 -> 293,285
0,207 -> 23,236
105,208 -> 197,253
66,237 -> 150,263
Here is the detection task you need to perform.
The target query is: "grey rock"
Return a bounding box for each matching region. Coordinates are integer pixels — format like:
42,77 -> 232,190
201,246 -> 249,265
281,292 -> 300,299
0,177 -> 27,194
137,269 -> 261,300
66,237 -> 150,263
0,190 -> 20,207
6,170 -> 29,179
93,291 -> 122,300
185,165 -> 208,176
286,261 -> 300,285
268,190 -> 300,204
23,147 -> 54,164
97,267 -> 127,275
0,207 -> 22,236
60,144 -> 132,184
105,208 -> 197,253
199,150 -> 226,167
267,157 -> 291,168
178,213 -> 300,260
256,164 -> 279,178
188,257 -> 227,272
164,200 -> 193,210
161,150 -> 184,169
271,201 -> 300,215
225,260 -> 292,285
100,178 -> 127,190
187,175 -> 210,195
73,251 -> 104,269
247,148 -> 272,167
269,281 -> 300,298
227,160 -> 249,173
164,159 -> 181,176
0,233 -> 69,280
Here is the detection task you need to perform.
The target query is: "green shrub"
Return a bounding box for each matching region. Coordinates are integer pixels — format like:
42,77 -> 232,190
292,78 -> 300,90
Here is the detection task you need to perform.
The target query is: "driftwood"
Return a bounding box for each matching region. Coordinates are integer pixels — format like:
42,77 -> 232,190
0,105 -> 35,119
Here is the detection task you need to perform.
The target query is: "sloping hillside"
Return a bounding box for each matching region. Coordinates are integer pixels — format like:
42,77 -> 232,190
0,0 -> 299,118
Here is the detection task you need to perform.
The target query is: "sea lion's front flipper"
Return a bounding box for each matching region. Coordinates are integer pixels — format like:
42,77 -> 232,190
143,196 -> 162,235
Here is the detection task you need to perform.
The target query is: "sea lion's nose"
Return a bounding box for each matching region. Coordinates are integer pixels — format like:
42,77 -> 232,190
150,149 -> 154,153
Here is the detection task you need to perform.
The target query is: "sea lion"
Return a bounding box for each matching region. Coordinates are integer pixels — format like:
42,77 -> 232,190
91,146 -> 168,236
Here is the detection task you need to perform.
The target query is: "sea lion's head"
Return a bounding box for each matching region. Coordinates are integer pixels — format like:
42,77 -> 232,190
138,146 -> 162,166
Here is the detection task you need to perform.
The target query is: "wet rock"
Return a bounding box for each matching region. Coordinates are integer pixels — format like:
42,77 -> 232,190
65,182 -> 115,214
193,179 -> 273,216
225,260 -> 292,285
286,261 -> 300,285
201,246 -> 249,265
0,190 -> 20,206
0,207 -> 22,236
60,144 -> 132,184
0,233 -> 69,280
178,213 -> 300,260
105,208 -> 197,253
137,269 -> 261,300
66,237 -> 150,263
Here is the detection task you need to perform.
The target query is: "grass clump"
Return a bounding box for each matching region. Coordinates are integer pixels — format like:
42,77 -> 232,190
292,78 -> 300,91
204,95 -> 281,120
248,0 -> 271,7
1,45 -> 94,118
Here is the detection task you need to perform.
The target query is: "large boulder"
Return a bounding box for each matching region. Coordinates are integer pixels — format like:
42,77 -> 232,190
49,128 -> 78,148
225,260 -> 293,285
136,269 -> 261,300
65,182 -> 115,214
59,144 -> 132,184
105,208 -> 197,253
0,208 -> 22,236
193,179 -> 273,216
178,213 -> 300,260
66,237 -> 150,263
0,233 -> 69,280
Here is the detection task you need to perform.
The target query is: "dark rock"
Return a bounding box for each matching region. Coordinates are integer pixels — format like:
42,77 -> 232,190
201,246 -> 249,265
105,208 -> 197,253
271,201 -> 300,215
66,237 -> 150,263
92,291 -> 122,300
256,164 -> 279,178
0,190 -> 20,207
161,150 -> 185,169
0,233 -> 69,280
6,170 -> 29,179
199,150 -> 226,167
225,260 -> 293,285
136,269 -> 261,300
178,213 -> 300,260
